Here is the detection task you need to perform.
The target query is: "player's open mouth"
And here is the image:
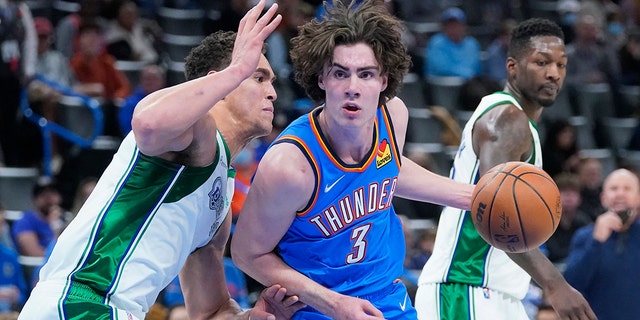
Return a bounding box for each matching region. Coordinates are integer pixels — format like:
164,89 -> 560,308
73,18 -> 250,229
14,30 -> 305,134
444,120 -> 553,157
343,103 -> 360,112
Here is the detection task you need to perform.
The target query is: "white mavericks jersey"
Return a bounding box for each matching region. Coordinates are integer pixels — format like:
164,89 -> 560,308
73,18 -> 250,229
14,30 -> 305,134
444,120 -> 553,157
418,91 -> 542,299
36,131 -> 234,319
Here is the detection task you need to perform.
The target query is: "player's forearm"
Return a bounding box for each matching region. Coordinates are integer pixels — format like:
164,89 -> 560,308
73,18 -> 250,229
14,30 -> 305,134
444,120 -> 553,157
396,158 -> 473,210
234,251 -> 337,316
507,248 -> 566,291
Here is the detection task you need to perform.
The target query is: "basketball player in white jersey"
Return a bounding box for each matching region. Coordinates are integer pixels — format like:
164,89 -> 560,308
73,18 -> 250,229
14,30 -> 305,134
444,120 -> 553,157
415,18 -> 597,320
19,1 -> 304,319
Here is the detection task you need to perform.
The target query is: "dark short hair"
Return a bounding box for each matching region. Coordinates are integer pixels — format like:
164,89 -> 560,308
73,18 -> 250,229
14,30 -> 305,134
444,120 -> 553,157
32,181 -> 59,198
508,18 -> 564,59
184,31 -> 267,81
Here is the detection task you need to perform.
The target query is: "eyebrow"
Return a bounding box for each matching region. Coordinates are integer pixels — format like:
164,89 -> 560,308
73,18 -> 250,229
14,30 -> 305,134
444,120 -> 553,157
332,62 -> 379,73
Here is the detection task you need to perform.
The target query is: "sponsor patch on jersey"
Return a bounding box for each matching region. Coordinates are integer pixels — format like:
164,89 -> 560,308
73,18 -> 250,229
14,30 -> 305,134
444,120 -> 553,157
376,138 -> 392,168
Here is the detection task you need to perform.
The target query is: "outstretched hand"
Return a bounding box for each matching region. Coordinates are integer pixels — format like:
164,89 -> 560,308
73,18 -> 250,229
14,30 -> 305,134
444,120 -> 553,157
248,285 -> 306,320
546,284 -> 598,320
232,0 -> 282,79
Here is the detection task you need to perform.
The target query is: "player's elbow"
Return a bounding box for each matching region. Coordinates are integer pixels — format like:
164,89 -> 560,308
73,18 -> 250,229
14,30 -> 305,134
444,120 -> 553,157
230,237 -> 254,273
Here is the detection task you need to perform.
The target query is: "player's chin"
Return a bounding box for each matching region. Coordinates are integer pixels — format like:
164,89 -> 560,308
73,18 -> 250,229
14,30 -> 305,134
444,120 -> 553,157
539,96 -> 556,107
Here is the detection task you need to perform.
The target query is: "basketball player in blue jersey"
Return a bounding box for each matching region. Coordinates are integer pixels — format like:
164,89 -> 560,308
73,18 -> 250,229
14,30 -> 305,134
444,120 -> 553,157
18,1 -> 304,319
415,18 -> 597,320
231,1 -> 474,319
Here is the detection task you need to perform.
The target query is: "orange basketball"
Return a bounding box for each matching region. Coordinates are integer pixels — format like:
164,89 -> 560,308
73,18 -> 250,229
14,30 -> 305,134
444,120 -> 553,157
471,161 -> 562,253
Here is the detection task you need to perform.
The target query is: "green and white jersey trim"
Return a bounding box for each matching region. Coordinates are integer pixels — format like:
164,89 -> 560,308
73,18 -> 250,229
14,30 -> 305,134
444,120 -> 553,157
38,132 -> 235,319
418,92 -> 542,299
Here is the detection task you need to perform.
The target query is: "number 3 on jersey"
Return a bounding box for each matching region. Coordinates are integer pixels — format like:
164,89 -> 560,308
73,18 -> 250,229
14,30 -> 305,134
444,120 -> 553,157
346,223 -> 371,264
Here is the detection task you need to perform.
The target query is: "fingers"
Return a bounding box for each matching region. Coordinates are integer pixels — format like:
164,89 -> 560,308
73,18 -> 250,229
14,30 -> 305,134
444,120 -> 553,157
238,0 -> 266,35
261,284 -> 282,299
256,3 -> 282,38
238,0 -> 281,39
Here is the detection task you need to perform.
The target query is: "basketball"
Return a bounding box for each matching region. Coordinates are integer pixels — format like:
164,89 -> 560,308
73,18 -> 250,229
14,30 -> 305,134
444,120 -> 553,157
471,161 -> 562,253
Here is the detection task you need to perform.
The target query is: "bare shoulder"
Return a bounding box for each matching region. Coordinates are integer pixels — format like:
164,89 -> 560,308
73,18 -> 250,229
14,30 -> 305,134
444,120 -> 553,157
256,142 -> 315,197
475,103 -> 530,133
385,96 -> 409,117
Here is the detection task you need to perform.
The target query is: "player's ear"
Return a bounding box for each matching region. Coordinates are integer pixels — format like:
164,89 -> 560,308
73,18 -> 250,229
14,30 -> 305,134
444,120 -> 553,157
318,75 -> 325,90
506,57 -> 517,75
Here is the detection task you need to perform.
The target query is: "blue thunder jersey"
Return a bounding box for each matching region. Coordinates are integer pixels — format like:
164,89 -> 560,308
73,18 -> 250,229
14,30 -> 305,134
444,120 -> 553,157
273,105 -> 407,301
419,92 -> 542,299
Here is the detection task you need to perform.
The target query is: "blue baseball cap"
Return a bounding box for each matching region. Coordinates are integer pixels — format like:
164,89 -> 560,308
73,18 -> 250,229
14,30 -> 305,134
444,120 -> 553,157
441,7 -> 466,23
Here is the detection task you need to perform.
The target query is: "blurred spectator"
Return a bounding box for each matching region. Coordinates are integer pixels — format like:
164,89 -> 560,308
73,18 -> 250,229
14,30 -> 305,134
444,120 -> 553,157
68,176 -> 98,225
458,74 -> 502,111
29,176 -> 97,290
423,7 -> 481,80
266,0 -> 314,110
620,0 -> 640,27
230,147 -> 257,222
0,0 -> 36,167
26,17 -> 77,169
11,181 -> 64,257
391,148 -> 443,220
266,0 -> 313,80
557,0 -> 581,44
55,0 -> 107,60
70,20 -> 132,137
575,157 -> 606,222
206,0 -> 250,32
405,227 -> 436,270
0,203 -> 15,251
564,168 -> 640,320
542,119 -> 580,178
0,204 -> 27,312
565,14 -> 621,99
580,0 -> 621,33
393,0 -> 442,23
544,173 -> 592,265
118,64 -> 166,137
618,27 -> 640,86
482,19 -> 516,84
104,1 -> 161,63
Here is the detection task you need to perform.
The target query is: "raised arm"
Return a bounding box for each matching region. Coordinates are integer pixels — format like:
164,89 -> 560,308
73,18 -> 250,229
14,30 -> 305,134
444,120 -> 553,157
131,0 -> 281,156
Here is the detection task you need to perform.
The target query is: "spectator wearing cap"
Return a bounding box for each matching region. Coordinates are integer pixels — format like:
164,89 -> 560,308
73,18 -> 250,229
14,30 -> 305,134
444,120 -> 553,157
26,17 -> 81,170
423,7 -> 482,80
11,181 -> 65,257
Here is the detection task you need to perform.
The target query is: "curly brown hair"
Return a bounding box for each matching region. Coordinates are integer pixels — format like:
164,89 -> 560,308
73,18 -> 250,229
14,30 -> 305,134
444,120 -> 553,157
290,0 -> 411,106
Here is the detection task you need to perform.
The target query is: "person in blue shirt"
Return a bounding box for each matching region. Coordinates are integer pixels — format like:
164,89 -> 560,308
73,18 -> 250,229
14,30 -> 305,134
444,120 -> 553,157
423,7 -> 482,79
11,181 -> 63,257
564,168 -> 640,320
0,243 -> 27,312
0,202 -> 27,313
117,64 -> 166,137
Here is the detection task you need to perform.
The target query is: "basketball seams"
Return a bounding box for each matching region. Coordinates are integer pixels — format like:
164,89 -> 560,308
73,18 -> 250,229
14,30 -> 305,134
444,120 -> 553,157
485,173 -> 509,246
510,175 -> 529,251
471,161 -> 561,253
515,172 -> 559,236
